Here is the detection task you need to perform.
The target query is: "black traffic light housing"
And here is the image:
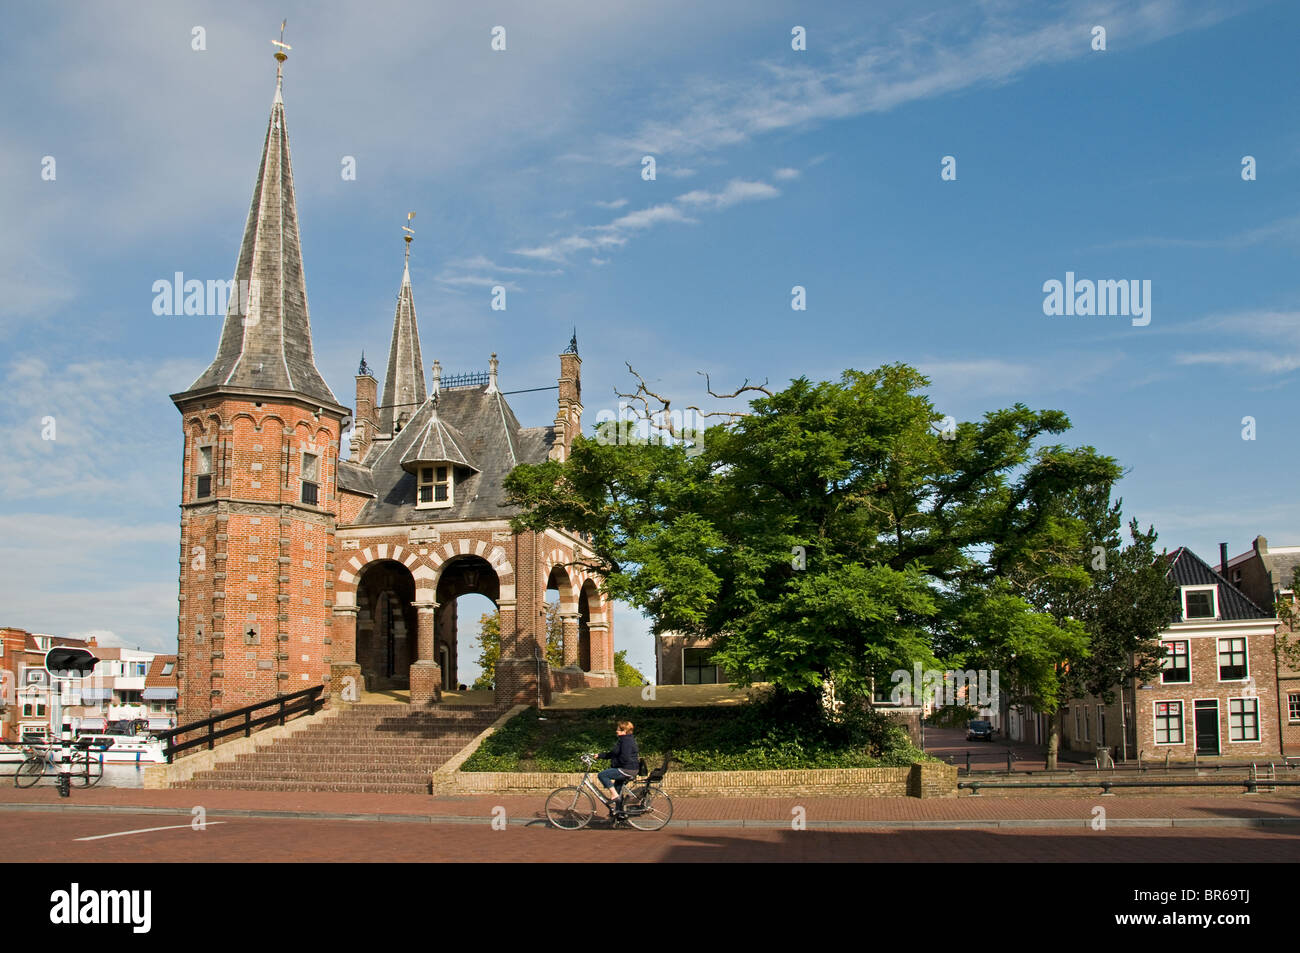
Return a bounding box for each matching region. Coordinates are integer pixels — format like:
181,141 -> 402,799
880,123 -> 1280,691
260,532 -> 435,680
44,648 -> 99,677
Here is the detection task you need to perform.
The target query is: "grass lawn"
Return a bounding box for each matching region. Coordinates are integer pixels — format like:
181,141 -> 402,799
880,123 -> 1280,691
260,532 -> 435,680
460,696 -> 932,772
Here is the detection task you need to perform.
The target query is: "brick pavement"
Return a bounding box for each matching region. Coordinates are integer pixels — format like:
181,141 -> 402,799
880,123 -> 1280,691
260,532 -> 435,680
3,784 -> 1300,828
2,811 -> 1297,863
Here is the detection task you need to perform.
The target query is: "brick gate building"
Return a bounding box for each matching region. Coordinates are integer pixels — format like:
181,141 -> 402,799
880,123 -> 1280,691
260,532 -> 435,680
170,49 -> 613,724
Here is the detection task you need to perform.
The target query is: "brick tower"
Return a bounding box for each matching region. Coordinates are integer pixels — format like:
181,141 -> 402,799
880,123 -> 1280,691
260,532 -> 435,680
170,47 -> 350,723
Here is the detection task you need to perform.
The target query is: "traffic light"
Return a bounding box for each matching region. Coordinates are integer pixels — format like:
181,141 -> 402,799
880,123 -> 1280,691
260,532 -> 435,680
44,648 -> 99,678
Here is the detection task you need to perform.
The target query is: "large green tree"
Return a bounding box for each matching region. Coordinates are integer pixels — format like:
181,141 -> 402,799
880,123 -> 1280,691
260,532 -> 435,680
505,364 -> 1126,715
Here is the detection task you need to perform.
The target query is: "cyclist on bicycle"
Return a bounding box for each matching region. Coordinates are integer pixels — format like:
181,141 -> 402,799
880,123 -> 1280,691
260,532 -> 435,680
595,720 -> 639,816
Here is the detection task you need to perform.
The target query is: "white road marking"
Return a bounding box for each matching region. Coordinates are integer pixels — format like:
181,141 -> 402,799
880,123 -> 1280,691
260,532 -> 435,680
75,821 -> 227,841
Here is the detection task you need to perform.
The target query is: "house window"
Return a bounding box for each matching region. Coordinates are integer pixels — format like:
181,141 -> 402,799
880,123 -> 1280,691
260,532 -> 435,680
1229,698 -> 1259,742
1155,701 -> 1184,744
682,648 -> 719,685
162,662 -> 174,676
301,452 -> 319,505
1161,641 -> 1190,683
1098,708 -> 1106,747
1218,638 -> 1248,680
1183,586 -> 1216,619
417,465 -> 452,508
196,445 -> 213,498
133,662 -> 147,677
1074,706 -> 1082,740
22,703 -> 32,717
1289,692 -> 1300,724
1083,705 -> 1090,741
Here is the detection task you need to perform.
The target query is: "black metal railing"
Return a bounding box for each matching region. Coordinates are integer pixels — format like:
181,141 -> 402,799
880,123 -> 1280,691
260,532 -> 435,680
153,684 -> 325,763
959,778 -> 1300,795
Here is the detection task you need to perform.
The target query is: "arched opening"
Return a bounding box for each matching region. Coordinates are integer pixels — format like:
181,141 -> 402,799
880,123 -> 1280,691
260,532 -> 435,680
577,583 -> 596,672
354,560 -> 417,692
435,556 -> 500,692
454,593 -> 496,690
545,565 -> 573,669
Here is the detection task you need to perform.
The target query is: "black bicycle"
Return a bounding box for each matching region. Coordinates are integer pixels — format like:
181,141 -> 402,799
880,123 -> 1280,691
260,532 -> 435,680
14,740 -> 105,789
545,752 -> 673,831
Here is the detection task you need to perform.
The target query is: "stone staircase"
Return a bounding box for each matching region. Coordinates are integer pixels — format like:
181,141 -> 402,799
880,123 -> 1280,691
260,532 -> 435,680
174,704 -> 502,794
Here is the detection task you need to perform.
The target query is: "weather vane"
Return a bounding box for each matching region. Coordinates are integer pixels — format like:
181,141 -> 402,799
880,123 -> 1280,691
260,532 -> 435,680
272,20 -> 291,62
403,211 -> 416,262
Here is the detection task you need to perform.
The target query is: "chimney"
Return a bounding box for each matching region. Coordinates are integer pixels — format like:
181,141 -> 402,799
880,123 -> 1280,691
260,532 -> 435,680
1220,542 -> 1229,577
352,353 -> 378,461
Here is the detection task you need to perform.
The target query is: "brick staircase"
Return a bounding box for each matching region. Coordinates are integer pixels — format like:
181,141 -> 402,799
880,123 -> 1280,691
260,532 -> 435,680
174,704 -> 502,794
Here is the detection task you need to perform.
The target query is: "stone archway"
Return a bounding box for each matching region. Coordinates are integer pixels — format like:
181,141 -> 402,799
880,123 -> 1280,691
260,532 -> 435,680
433,555 -> 500,694
354,560 -> 417,692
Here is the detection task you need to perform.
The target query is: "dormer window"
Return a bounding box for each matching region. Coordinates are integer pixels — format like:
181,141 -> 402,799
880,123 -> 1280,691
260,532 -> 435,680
196,445 -> 213,498
418,465 -> 452,509
1182,585 -> 1217,620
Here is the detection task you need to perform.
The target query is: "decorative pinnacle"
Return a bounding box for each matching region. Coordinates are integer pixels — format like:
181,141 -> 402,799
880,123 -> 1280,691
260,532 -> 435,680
358,351 -> 371,377
564,328 -> 579,355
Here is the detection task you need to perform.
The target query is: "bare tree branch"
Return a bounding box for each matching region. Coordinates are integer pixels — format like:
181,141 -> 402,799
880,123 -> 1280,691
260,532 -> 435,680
611,364 -> 771,437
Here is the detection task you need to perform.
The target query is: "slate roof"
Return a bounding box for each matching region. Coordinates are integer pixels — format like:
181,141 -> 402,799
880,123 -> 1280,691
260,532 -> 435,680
180,77 -> 339,409
352,384 -> 555,524
1166,547 -> 1274,621
401,404 -> 478,472
378,260 -> 426,435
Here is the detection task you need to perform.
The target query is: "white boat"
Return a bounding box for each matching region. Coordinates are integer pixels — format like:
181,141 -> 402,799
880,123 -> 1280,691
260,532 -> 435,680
76,734 -> 167,765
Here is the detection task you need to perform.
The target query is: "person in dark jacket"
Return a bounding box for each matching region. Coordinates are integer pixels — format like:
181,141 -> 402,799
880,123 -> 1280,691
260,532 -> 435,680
596,720 -> 639,814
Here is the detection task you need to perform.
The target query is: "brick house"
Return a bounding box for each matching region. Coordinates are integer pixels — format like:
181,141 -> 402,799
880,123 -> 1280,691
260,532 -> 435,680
655,632 -> 731,685
1222,536 -> 1300,755
1061,546 -> 1282,762
170,49 -> 611,724
0,630 -> 95,741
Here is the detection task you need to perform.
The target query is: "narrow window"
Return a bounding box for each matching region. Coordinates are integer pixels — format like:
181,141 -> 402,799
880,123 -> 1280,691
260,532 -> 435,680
1161,640 -> 1190,683
196,445 -> 213,498
301,452 -> 319,505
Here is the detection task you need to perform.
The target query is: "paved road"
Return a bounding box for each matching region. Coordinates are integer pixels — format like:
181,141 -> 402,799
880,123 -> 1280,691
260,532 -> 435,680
4,810 -> 1297,862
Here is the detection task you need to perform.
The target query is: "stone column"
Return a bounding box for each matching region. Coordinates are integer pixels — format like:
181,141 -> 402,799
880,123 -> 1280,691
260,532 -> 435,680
559,612 -> 580,667
329,606 -> 362,705
409,601 -> 442,706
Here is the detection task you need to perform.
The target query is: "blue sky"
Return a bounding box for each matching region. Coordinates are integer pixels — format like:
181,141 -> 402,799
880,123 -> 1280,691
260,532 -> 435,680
1,0 -> 1297,684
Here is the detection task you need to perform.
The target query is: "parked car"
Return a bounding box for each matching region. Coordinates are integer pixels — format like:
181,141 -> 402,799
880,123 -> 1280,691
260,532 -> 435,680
966,719 -> 995,741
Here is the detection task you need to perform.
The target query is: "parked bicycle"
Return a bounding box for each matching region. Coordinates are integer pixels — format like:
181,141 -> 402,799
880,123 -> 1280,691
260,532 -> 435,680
14,740 -> 105,789
545,752 -> 672,831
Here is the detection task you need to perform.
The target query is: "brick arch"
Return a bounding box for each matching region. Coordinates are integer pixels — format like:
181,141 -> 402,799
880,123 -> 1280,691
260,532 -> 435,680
334,544 -> 428,607
427,540 -> 515,598
259,413 -> 287,434
544,549 -> 577,612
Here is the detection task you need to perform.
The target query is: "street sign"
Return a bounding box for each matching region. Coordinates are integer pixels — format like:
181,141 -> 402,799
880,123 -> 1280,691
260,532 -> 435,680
44,648 -> 99,678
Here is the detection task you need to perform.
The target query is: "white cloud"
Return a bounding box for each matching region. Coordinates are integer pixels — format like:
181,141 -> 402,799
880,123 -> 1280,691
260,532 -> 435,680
594,198 -> 628,209
1173,310 -> 1300,375
675,179 -> 780,209
608,203 -> 697,230
772,167 -> 801,180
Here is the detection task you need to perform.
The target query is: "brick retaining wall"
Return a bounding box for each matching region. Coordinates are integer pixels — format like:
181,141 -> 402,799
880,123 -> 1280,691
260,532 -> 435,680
433,761 -> 957,798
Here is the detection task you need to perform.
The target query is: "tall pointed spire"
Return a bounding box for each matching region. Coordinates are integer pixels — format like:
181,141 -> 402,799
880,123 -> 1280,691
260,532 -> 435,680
183,25 -> 339,408
379,213 -> 426,434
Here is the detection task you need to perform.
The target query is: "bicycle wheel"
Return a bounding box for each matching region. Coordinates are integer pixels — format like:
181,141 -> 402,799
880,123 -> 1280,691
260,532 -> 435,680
15,756 -> 46,789
72,752 -> 103,788
625,787 -> 672,831
545,786 -> 597,830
